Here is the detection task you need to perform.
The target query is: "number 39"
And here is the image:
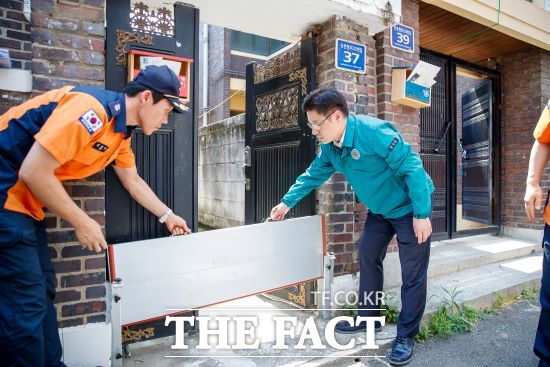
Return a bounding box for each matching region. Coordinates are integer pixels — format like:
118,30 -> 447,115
397,33 -> 410,45
343,51 -> 360,64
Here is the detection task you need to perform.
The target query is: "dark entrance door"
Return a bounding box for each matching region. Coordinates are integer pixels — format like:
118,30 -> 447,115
105,0 -> 198,345
244,39 -> 317,307
461,80 -> 493,224
244,39 -> 317,224
105,1 -> 198,244
420,51 -> 451,240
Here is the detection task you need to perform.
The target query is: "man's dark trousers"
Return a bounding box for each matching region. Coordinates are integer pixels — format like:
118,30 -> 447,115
535,225 -> 550,367
357,211 -> 431,338
0,209 -> 65,367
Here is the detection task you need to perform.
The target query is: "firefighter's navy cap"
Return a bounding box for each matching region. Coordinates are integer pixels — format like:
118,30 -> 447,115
134,65 -> 189,113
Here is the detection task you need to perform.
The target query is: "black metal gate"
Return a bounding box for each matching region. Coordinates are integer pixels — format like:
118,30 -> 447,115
244,39 -> 317,307
420,51 -> 450,239
105,0 -> 198,344
105,1 -> 198,242
244,39 -> 317,224
461,80 -> 493,224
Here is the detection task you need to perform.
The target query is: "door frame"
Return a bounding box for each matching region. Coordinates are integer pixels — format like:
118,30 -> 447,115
450,57 -> 501,238
420,48 -> 501,240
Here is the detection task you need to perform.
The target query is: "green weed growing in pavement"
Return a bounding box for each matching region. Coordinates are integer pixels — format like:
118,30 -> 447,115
342,303 -> 358,317
439,286 -> 462,314
416,326 -> 430,343
518,287 -> 537,301
341,302 -> 399,324
381,303 -> 399,324
493,293 -> 505,309
415,286 -> 496,343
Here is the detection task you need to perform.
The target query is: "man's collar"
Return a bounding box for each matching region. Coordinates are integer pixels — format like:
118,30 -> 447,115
341,115 -> 356,148
334,127 -> 346,148
111,93 -> 135,139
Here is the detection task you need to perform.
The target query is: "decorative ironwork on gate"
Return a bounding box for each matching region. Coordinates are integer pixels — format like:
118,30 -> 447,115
289,67 -> 308,96
115,29 -> 154,66
255,85 -> 300,132
130,1 -> 175,37
253,44 -> 301,84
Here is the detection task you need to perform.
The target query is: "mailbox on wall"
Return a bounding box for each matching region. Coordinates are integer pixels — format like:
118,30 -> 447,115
127,49 -> 193,100
391,67 -> 432,108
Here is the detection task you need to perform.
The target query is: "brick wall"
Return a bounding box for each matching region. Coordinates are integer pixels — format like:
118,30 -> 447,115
315,15 -> 375,275
499,46 -> 550,230
374,0 -> 420,150
31,0 -> 107,327
0,0 -> 32,113
206,25 -> 230,123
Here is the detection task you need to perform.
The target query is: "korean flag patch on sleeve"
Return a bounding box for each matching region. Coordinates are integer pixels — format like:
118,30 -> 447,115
79,108 -> 103,135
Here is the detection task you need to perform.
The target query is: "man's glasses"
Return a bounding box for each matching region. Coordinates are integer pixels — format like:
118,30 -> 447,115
306,110 -> 336,130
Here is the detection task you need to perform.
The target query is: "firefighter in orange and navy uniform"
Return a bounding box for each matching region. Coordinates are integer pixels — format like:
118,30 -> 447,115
525,98 -> 550,367
0,65 -> 191,366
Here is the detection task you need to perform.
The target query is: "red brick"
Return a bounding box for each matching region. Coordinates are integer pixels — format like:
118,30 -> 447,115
57,3 -> 104,21
54,290 -> 81,304
62,245 -> 102,258
87,314 -> 106,323
6,10 -> 27,21
59,317 -> 84,327
62,301 -> 106,317
0,18 -> 22,30
47,230 -> 77,244
85,285 -> 106,299
32,46 -> 80,62
58,34 -> 104,52
54,260 -> 82,273
85,256 -> 106,270
6,29 -> 30,41
0,37 -> 21,49
32,14 -> 79,31
60,272 -> 105,288
66,184 -> 105,197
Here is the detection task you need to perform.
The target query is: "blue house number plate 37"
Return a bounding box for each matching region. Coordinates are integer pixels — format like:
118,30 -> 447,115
335,38 -> 367,74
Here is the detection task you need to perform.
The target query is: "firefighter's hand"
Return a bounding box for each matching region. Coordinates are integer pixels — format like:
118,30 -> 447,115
74,216 -> 107,253
165,214 -> 192,236
524,183 -> 543,221
270,203 -> 290,221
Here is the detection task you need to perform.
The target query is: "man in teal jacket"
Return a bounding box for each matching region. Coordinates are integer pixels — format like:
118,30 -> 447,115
271,88 -> 434,366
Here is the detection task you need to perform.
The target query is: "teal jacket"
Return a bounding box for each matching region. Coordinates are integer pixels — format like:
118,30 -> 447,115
281,115 -> 434,219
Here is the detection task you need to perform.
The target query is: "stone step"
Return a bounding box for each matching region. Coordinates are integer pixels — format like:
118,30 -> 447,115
383,234 -> 541,290
385,253 -> 543,316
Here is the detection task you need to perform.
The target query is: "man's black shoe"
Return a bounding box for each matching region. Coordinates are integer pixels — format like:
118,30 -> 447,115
334,317 -> 383,334
389,336 -> 415,366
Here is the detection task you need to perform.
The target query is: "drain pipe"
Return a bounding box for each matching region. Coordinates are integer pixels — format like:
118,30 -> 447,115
23,0 -> 31,22
202,23 -> 209,126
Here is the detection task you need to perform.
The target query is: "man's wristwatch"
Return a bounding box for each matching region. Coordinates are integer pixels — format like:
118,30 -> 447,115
159,208 -> 173,223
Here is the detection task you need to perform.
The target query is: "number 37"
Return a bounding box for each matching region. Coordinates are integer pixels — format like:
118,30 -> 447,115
343,51 -> 360,64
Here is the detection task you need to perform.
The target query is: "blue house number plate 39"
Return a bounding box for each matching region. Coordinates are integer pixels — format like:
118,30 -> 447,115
390,24 -> 415,53
335,38 -> 367,74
